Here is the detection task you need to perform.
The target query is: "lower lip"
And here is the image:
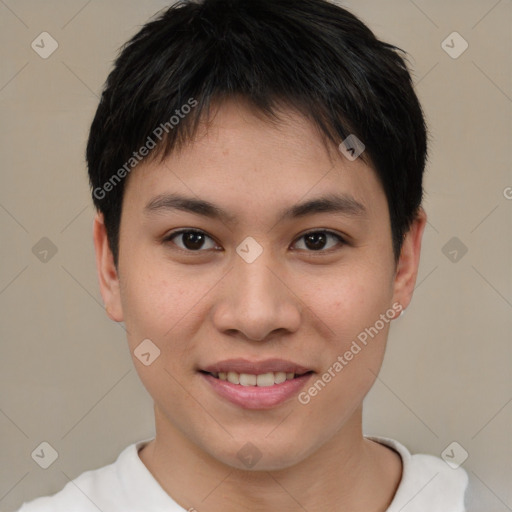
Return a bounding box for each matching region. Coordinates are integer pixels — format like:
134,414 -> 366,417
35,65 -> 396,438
201,372 -> 313,410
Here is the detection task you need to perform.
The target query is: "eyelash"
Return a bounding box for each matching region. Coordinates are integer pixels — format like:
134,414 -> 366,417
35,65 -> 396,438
163,228 -> 347,254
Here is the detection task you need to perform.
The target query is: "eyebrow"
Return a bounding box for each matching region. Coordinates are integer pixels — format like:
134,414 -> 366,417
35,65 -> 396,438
144,192 -> 367,225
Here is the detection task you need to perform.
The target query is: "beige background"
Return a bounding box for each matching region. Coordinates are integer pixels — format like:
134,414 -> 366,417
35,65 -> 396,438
0,1 -> 510,511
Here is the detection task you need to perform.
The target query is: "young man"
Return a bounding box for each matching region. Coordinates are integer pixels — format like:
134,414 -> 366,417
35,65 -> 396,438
16,0 -> 468,510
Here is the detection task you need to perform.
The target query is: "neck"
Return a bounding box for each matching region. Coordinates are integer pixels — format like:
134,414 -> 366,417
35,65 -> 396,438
138,405 -> 402,512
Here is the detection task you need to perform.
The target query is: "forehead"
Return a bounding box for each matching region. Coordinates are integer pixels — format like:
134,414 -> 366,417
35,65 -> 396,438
123,100 -> 387,223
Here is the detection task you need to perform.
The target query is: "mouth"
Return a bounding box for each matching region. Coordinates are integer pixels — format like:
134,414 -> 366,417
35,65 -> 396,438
199,370 -> 313,387
198,359 -> 315,409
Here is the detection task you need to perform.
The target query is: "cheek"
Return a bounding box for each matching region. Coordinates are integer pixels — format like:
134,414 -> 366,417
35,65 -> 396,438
301,263 -> 393,344
120,261 -> 217,362
120,253 -> 184,330
299,264 -> 393,396
119,268 -> 200,403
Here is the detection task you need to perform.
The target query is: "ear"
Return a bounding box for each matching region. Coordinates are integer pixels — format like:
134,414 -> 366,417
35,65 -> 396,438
92,212 -> 124,322
391,206 -> 427,315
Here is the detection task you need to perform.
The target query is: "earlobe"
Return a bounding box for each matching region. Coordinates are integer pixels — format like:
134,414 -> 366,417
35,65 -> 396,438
391,207 -> 427,314
92,213 -> 124,323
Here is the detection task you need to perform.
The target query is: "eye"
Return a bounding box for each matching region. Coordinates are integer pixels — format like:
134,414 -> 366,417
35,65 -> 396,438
292,230 -> 346,252
164,229 -> 346,253
164,229 -> 219,252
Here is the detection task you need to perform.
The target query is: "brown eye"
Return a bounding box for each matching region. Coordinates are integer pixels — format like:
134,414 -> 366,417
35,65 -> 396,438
164,229 -> 346,254
165,229 -> 218,251
293,231 -> 345,252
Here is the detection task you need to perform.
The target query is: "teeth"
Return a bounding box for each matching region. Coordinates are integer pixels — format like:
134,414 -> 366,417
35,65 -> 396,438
240,374 -> 257,386
274,372 -> 287,384
227,371 -> 239,384
212,371 -> 298,386
256,372 -> 274,387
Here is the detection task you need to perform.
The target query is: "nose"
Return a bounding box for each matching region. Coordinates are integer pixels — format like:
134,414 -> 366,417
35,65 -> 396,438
212,247 -> 302,342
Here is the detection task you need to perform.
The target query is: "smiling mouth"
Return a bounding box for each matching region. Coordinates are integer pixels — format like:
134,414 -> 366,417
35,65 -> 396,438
200,370 -> 313,387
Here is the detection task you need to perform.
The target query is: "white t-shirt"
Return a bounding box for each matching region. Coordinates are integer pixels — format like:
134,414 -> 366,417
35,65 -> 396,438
14,436 -> 468,512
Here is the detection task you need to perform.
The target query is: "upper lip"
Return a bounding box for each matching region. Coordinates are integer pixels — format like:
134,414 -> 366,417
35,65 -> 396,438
201,358 -> 313,375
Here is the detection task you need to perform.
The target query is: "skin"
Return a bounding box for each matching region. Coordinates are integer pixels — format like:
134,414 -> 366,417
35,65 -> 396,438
93,98 -> 427,512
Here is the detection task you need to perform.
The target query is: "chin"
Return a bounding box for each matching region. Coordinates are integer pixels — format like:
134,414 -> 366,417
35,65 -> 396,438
209,436 -> 313,472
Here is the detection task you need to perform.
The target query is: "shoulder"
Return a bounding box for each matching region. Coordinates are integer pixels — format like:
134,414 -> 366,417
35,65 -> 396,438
15,463 -> 118,512
367,436 -> 468,512
14,442 -> 139,512
405,452 -> 468,507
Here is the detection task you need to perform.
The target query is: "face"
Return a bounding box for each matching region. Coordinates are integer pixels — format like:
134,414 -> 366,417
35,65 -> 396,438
94,99 -> 426,471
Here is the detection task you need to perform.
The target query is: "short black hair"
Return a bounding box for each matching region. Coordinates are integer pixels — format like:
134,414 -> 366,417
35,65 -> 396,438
86,0 -> 427,269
